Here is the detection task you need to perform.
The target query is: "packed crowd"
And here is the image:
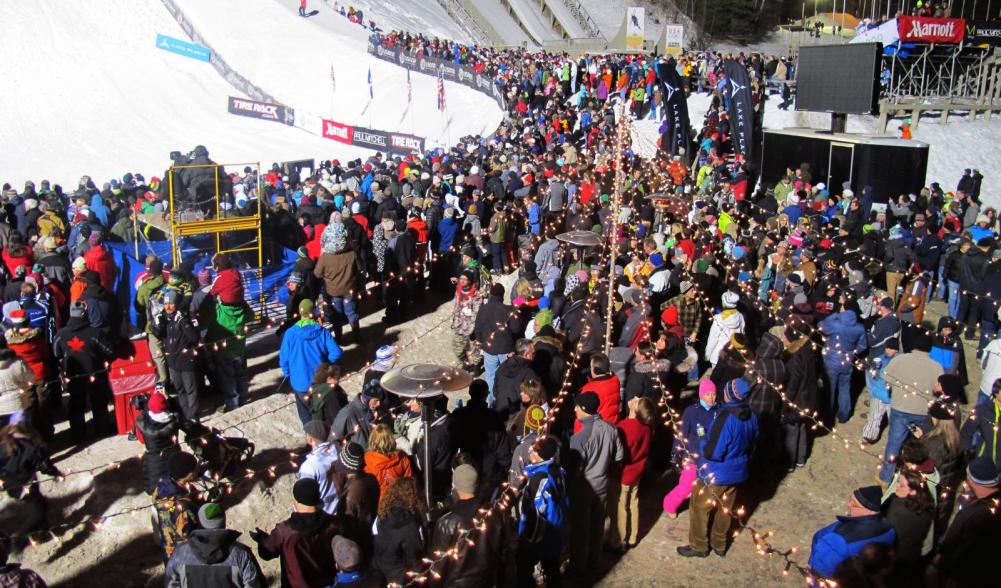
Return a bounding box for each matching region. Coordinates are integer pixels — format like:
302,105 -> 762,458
0,21 -> 998,588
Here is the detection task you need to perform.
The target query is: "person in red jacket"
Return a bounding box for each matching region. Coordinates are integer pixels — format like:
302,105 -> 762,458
2,236 -> 34,278
609,396 -> 655,551
574,353 -> 621,432
3,308 -> 56,440
83,232 -> 118,292
208,253 -> 244,305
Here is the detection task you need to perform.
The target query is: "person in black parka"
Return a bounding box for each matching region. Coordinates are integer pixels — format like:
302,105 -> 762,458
136,390 -> 180,495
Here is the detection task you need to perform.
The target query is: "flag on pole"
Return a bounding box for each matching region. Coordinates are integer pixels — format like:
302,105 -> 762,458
436,68 -> 446,111
329,65 -> 336,93
367,67 -> 373,100
407,69 -> 412,105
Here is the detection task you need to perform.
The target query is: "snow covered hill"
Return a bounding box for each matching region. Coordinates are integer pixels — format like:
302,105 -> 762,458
0,0 -> 378,188
172,0 -> 503,150
320,0 -> 473,43
0,0 -> 503,189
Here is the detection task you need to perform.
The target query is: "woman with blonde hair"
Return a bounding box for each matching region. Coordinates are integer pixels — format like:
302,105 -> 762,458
364,423 -> 414,497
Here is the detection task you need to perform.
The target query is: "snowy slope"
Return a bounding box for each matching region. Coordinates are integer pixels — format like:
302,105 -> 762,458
470,0 -> 534,46
545,0 -> 589,39
507,0 -> 561,43
634,92 -> 997,208
173,0 -> 503,148
321,0 -> 472,43
0,0 -> 376,188
578,0 -> 684,41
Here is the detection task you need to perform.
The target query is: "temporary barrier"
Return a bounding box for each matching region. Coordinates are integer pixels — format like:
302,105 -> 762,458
367,38 -> 507,110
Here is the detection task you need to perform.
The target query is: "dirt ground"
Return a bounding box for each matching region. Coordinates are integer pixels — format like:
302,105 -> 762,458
2,289 -> 981,587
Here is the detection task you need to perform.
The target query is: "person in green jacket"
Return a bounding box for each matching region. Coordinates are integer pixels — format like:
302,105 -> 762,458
209,299 -> 250,412
136,259 -> 169,383
488,202 -> 507,274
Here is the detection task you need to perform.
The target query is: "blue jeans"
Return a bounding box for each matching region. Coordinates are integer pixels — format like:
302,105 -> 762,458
483,352 -> 506,406
979,320 -> 997,358
490,242 -> 504,272
879,409 -> 927,483
947,280 -> 961,319
326,294 -> 358,327
294,392 -> 312,425
930,268 -> 944,300
217,356 -> 248,411
825,363 -> 853,423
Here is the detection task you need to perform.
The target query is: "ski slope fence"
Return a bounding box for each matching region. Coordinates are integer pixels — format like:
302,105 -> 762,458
367,38 -> 508,110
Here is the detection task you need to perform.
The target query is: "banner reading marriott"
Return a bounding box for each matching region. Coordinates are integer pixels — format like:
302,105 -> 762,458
227,97 -> 294,126
367,39 -> 506,110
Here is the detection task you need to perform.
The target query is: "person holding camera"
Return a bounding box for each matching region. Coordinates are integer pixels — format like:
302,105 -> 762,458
135,387 -> 180,495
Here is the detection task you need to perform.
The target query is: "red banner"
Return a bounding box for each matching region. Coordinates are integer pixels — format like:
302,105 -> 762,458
898,16 -> 965,43
321,119 -> 353,144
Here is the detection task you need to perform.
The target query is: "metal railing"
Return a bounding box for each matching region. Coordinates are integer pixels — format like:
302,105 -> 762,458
555,0 -> 602,38
435,0 -> 493,46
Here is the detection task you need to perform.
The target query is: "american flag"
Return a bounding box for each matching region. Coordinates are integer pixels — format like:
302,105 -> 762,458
407,69 -> 412,105
329,64 -> 336,92
436,68 -> 446,111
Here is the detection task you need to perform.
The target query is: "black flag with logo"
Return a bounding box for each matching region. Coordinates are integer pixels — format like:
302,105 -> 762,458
722,59 -> 754,161
656,60 -> 692,158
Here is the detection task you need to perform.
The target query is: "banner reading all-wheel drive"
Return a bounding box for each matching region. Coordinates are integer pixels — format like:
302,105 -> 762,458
722,60 -> 754,162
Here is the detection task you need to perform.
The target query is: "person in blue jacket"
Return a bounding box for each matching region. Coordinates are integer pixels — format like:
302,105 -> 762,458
279,298 -> 343,425
437,208 -> 459,253
818,309 -> 868,424
807,485 -> 896,579
677,377 -> 758,558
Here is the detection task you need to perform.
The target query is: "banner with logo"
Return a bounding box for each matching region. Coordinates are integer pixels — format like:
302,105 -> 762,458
228,97 -> 294,126
722,60 -> 754,161
351,126 -> 390,151
367,39 -> 506,110
388,132 -> 425,155
966,20 -> 1001,45
656,61 -> 691,157
321,119 -> 353,144
663,24 -> 684,57
625,8 -> 645,51
897,16 -> 965,43
156,33 -> 211,62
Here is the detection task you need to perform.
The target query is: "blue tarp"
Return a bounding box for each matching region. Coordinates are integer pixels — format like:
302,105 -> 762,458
105,240 -> 295,325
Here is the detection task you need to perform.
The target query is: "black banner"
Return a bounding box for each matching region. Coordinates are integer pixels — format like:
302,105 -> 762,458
388,131 -> 425,155
351,126 -> 390,150
722,60 -> 754,162
227,96 -> 294,126
966,20 -> 1001,45
656,61 -> 692,158
367,39 -> 506,110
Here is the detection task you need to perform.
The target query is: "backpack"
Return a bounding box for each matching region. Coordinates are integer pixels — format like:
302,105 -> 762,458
519,461 -> 569,545
151,490 -> 195,559
146,285 -> 166,332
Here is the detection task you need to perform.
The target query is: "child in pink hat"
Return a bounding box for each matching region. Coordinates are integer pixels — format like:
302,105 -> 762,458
663,379 -> 718,517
